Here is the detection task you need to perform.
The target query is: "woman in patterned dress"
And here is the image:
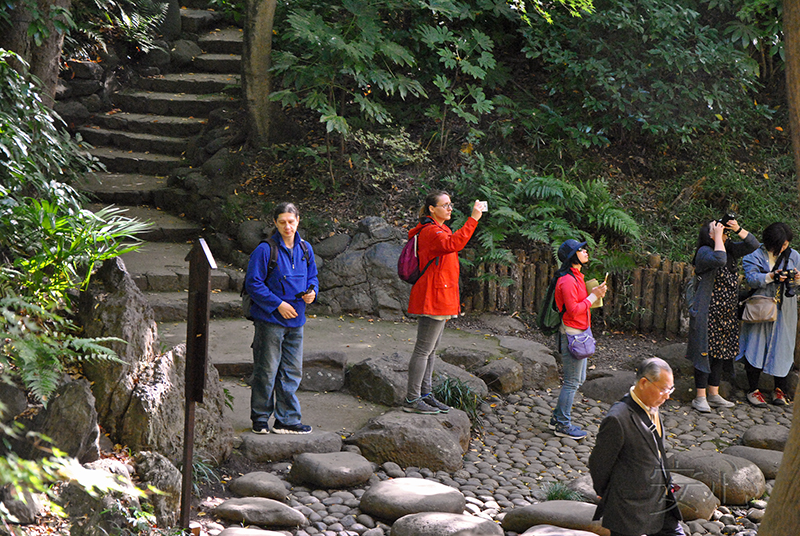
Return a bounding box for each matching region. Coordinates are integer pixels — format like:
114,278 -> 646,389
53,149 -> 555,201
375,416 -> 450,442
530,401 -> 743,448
686,218 -> 759,413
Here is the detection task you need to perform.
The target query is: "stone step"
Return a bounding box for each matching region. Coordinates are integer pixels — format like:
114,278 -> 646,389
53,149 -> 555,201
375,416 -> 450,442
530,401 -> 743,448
112,89 -> 239,117
92,112 -> 208,138
88,204 -> 204,243
79,126 -> 188,156
88,146 -> 184,175
146,290 -> 242,322
76,172 -> 167,205
135,72 -> 241,95
198,27 -> 244,55
181,8 -> 224,34
193,53 -> 242,74
119,241 -> 243,292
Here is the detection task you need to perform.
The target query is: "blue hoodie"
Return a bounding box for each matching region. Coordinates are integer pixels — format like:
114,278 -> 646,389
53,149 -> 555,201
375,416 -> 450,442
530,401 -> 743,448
245,231 -> 319,328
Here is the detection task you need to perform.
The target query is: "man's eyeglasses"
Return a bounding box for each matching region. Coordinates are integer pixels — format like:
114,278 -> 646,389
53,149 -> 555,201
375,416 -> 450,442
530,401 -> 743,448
646,377 -> 675,395
436,203 -> 454,210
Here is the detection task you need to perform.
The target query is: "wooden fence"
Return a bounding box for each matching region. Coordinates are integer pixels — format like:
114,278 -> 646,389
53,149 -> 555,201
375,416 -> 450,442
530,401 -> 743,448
460,249 -> 692,335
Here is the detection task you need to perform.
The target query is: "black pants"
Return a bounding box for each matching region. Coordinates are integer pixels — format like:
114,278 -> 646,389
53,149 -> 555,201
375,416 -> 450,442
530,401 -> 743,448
744,359 -> 788,393
694,357 -> 724,389
610,516 -> 685,536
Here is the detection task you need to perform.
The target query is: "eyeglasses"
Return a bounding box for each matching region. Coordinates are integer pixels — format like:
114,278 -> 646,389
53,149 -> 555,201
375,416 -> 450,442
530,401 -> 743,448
646,377 -> 675,395
577,248 -> 587,253
436,203 -> 454,210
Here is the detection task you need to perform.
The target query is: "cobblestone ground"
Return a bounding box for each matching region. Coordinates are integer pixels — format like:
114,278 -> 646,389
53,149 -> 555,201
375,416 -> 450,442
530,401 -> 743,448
202,389 -> 792,536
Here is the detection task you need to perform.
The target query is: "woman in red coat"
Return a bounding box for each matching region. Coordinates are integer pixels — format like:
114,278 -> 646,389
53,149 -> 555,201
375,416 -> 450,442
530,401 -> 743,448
404,191 -> 484,414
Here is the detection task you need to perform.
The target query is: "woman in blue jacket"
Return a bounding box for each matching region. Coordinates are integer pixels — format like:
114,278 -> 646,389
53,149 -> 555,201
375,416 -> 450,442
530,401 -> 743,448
738,222 -> 799,407
245,202 -> 319,434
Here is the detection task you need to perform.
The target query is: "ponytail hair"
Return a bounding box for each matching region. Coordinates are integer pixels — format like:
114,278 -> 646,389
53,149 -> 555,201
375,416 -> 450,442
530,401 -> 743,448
419,191 -> 449,220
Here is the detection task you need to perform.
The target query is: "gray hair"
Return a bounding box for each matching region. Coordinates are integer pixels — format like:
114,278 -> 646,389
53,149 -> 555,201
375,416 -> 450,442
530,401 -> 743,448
636,357 -> 672,382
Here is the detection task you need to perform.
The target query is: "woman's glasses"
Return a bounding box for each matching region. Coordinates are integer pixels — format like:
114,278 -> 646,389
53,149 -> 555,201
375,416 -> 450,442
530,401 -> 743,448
436,203 -> 454,210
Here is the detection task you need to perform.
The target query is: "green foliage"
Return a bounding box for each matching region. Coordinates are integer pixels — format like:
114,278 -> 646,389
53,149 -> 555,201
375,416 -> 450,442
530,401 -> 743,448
541,481 -> 585,501
65,0 -> 168,60
636,139 -> 800,261
1,293 -> 123,404
0,0 -> 74,46
270,0 -> 426,137
349,128 -> 431,190
208,0 -> 245,24
444,152 -> 640,274
178,457 -> 220,496
432,376 -> 483,430
518,0 -> 769,143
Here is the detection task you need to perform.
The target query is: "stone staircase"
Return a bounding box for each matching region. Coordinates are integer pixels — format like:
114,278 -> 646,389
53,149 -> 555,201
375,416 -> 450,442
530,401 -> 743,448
77,10 -> 246,322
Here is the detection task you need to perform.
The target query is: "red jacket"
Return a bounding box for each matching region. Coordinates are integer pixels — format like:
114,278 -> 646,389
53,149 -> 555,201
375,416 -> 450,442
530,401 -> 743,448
407,216 -> 479,316
554,267 -> 591,330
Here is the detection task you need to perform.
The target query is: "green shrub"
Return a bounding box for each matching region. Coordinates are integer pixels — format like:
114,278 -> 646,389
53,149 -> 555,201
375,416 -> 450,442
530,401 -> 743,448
542,481 -> 585,501
432,376 -> 483,430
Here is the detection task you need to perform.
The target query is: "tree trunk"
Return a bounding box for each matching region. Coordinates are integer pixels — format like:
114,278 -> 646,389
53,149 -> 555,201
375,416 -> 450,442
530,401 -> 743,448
758,385 -> 800,533
0,0 -> 70,108
787,0 -> 800,200
242,0 -> 277,146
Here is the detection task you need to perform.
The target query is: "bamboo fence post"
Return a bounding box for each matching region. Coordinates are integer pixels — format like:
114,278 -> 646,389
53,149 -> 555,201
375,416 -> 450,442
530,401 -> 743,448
487,263 -> 497,312
631,268 -> 643,330
497,264 -> 509,311
666,272 -> 682,334
653,270 -> 668,332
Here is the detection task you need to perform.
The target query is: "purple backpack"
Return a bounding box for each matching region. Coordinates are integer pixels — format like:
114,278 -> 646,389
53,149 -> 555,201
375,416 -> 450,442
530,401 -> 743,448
397,230 -> 437,284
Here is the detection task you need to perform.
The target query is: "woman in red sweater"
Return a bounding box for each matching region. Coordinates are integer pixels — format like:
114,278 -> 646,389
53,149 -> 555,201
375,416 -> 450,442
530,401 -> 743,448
404,191 -> 484,414
550,239 -> 607,439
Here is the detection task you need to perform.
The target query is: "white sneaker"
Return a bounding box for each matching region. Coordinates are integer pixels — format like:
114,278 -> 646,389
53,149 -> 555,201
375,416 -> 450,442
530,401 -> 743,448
692,397 -> 711,413
707,394 -> 734,408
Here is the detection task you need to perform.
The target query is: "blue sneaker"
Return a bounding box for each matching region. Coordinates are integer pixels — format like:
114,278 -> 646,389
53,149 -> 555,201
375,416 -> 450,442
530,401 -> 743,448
554,423 -> 587,440
548,417 -> 557,430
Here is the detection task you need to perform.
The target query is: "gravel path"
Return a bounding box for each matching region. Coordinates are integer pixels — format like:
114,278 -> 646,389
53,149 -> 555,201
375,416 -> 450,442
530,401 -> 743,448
198,387 -> 792,536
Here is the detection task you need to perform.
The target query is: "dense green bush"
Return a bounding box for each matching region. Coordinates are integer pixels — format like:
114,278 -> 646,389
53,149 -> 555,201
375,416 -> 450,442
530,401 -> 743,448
443,152 -> 640,275
518,0 -> 769,143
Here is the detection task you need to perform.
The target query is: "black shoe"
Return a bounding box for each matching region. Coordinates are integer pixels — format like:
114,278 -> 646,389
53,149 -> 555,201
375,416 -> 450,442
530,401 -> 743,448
252,425 -> 269,435
272,421 -> 312,434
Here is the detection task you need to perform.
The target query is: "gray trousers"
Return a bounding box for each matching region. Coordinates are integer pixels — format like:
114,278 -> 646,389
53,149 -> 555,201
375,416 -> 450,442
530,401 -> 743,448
405,316 -> 447,400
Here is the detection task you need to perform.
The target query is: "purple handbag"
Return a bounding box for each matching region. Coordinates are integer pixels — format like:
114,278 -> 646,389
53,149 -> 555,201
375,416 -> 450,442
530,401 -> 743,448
567,327 -> 596,359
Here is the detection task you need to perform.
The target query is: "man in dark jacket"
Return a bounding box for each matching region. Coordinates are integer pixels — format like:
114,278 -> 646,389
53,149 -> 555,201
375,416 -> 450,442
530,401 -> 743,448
589,357 -> 685,536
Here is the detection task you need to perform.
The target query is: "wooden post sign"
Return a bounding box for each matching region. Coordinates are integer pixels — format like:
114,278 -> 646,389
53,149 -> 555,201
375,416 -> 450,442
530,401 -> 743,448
180,238 -> 216,529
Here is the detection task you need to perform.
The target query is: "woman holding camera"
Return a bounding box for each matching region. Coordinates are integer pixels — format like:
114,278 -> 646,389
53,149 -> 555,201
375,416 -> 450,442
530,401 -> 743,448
738,222 -> 799,407
686,217 -> 759,413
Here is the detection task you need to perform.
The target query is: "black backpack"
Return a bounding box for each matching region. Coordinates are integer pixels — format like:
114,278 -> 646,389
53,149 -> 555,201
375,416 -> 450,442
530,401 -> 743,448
241,237 -> 311,320
536,272 -> 575,335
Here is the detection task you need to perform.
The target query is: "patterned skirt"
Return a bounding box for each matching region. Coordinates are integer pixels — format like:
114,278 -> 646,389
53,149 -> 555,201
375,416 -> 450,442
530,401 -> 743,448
708,268 -> 739,361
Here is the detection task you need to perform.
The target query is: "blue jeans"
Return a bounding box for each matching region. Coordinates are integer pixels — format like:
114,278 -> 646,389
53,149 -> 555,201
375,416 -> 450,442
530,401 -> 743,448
251,321 -> 304,428
406,316 -> 447,400
553,331 -> 587,427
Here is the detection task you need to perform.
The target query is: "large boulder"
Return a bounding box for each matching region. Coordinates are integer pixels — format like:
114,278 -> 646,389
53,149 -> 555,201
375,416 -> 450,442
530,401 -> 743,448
346,409 -> 471,472
667,451 -> 766,505
229,472 -> 288,501
742,425 -> 790,451
316,218 -> 409,320
7,379 -> 100,463
0,382 -> 28,423
496,336 -> 560,390
671,473 -> 720,521
239,431 -> 342,463
438,347 -> 492,371
722,445 -> 783,480
474,358 -> 523,394
501,501 -> 605,535
213,497 -> 308,528
359,478 -> 465,522
300,351 -> 347,392
78,258 -> 233,465
134,451 -> 182,527
581,370 -> 637,404
346,352 -> 487,407
289,451 -> 374,488
391,512 -> 503,536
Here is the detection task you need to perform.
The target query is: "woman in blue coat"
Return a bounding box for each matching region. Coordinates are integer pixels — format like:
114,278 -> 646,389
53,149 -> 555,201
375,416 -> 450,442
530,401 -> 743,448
738,222 -> 799,407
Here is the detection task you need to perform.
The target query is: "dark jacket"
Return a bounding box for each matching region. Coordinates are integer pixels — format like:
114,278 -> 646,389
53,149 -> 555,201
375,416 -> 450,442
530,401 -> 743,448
685,233 -> 759,372
589,394 -> 682,536
245,231 -> 319,328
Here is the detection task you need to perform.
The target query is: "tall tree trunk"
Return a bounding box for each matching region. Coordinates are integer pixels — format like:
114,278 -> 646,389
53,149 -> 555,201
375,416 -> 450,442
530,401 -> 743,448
0,0 -> 70,108
242,0 -> 277,146
787,0 -> 800,202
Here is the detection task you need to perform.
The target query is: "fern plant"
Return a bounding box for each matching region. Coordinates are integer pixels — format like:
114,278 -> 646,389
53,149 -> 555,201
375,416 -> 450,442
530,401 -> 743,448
432,376 -> 483,431
444,152 -> 641,276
